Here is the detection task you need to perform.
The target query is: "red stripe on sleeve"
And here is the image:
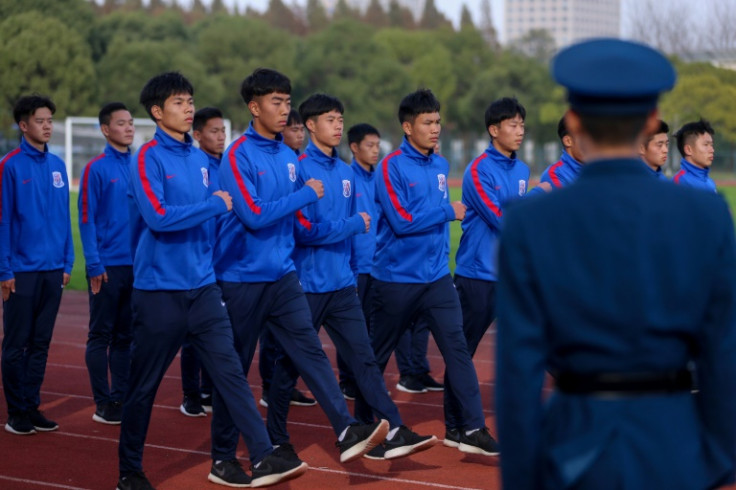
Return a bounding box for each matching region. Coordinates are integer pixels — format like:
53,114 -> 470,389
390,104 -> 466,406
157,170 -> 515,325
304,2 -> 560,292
0,148 -> 21,221
138,140 -> 164,216
228,136 -> 261,215
80,153 -> 106,224
470,153 -> 502,218
298,153 -> 307,161
382,150 -> 412,222
673,170 -> 685,184
295,210 -> 312,231
548,160 -> 564,188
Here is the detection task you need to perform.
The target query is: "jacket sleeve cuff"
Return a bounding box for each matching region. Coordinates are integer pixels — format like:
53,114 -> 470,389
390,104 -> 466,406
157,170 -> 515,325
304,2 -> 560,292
442,203 -> 456,221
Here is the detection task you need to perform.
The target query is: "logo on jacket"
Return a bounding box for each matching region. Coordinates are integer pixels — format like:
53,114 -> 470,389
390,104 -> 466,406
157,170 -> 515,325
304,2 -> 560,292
201,167 -> 209,187
438,173 -> 447,198
342,179 -> 351,198
287,163 -> 296,182
52,171 -> 64,188
518,179 -> 526,196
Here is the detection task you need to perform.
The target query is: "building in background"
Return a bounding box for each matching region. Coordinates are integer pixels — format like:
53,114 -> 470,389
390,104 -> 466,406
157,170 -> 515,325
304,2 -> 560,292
505,0 -> 621,48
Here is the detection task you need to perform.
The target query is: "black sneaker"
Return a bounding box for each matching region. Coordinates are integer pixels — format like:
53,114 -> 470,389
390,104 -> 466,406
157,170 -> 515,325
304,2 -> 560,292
27,409 -> 58,432
336,419 -> 389,463
201,393 -> 212,413
290,389 -> 316,406
259,393 -> 268,408
363,443 -> 386,460
93,403 -> 122,425
418,372 -> 444,392
340,380 -> 357,401
396,375 -> 427,394
383,425 -> 437,459
458,427 -> 500,456
4,413 -> 36,435
207,459 -> 251,487
180,395 -> 206,417
443,427 -> 461,448
250,450 -> 308,488
116,471 -> 155,490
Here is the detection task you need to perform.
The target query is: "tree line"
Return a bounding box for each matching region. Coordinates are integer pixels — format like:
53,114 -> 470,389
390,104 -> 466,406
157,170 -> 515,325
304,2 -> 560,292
0,0 -> 734,172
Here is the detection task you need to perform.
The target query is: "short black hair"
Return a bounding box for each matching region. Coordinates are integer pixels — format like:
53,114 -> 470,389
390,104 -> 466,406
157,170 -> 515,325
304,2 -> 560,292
286,108 -> 302,126
485,97 -> 526,128
240,68 -> 291,104
98,102 -> 129,126
13,94 -> 56,124
644,119 -> 669,146
299,94 -> 344,123
193,107 -> 223,132
578,113 -> 650,146
398,89 -> 440,124
675,119 -> 714,158
139,72 -> 193,121
557,116 -> 569,142
348,123 -> 380,146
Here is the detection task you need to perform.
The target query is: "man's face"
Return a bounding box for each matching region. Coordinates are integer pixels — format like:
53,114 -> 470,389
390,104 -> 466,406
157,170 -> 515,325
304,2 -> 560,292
102,109 -> 134,151
352,134 -> 380,167
194,117 -> 226,157
686,132 -> 715,168
250,92 -> 290,138
640,132 -> 669,169
404,112 -> 441,154
490,114 -> 525,156
308,110 -> 344,150
20,107 -> 53,147
282,122 -> 305,152
154,92 -> 194,136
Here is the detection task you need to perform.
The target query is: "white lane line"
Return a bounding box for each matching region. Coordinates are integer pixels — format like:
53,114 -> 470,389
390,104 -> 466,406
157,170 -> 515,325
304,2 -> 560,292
0,475 -> 91,490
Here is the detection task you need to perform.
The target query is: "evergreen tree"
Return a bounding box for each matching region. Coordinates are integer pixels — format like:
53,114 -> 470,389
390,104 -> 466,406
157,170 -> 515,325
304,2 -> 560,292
363,0 -> 388,28
460,4 -> 475,31
387,0 -> 414,29
306,0 -> 329,33
419,0 -> 452,30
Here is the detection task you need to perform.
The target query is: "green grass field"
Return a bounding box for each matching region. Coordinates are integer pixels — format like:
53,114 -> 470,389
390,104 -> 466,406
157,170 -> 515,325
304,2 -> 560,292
67,186 -> 736,291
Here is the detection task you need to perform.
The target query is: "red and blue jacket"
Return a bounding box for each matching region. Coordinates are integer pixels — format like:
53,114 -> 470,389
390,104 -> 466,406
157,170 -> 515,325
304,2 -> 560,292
78,143 -> 132,277
455,144 -> 529,281
293,142 -> 366,293
528,150 -> 582,196
214,123 -> 319,283
128,127 -> 227,291
673,158 -> 716,193
351,159 -> 377,275
0,137 -> 74,280
372,137 -> 455,284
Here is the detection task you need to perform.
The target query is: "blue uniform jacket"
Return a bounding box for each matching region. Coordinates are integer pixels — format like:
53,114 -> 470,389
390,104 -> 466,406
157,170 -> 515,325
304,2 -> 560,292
645,162 -> 668,181
214,123 -> 318,283
528,150 -> 583,196
0,137 -> 74,280
496,158 -> 736,490
455,143 -> 529,281
128,127 -> 227,291
78,143 -> 132,277
351,160 -> 377,276
372,137 -> 455,284
206,152 -> 221,192
673,158 -> 716,192
293,142 -> 365,293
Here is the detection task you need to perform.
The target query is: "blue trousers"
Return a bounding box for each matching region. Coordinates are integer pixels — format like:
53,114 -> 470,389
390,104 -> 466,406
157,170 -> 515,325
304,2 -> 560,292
258,326 -> 281,390
118,285 -> 272,474
1,270 -> 64,415
85,265 -> 133,406
336,274 -> 373,385
211,272 -> 355,460
369,274 -> 485,429
180,342 -> 212,397
268,286 -> 401,444
444,275 -> 496,430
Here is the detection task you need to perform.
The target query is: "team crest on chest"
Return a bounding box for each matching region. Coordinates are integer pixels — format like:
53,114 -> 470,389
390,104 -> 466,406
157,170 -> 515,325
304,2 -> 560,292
52,171 -> 64,188
518,179 -> 526,196
201,167 -> 209,187
287,163 -> 296,182
342,179 -> 351,198
438,174 -> 446,192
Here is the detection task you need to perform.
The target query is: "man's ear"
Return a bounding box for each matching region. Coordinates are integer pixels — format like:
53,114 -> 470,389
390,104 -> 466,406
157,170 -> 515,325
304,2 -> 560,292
17,120 -> 28,134
100,124 -> 110,139
150,104 -> 164,122
247,100 -> 260,118
401,120 -> 412,137
305,118 -> 317,134
349,142 -> 359,154
488,124 -> 499,139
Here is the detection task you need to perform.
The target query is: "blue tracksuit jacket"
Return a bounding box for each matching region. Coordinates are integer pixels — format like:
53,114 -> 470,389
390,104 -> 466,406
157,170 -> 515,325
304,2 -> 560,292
351,160 -> 377,275
673,158 -> 716,192
0,137 -> 74,280
528,150 -> 583,196
293,142 -> 365,293
78,143 -> 132,277
646,163 -> 668,181
455,143 -> 530,281
128,127 -> 227,291
214,123 -> 318,283
372,137 -> 455,284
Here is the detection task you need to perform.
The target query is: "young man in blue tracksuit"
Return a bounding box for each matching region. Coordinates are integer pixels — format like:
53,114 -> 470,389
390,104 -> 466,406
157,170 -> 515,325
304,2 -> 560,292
177,106 -> 225,417
0,95 -> 73,436
211,69 -> 388,486
267,94 -> 437,460
371,89 -> 497,456
79,102 -> 135,426
118,72 -> 306,490
640,119 -> 670,180
528,116 -> 584,195
448,97 -> 529,448
673,119 -> 716,192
